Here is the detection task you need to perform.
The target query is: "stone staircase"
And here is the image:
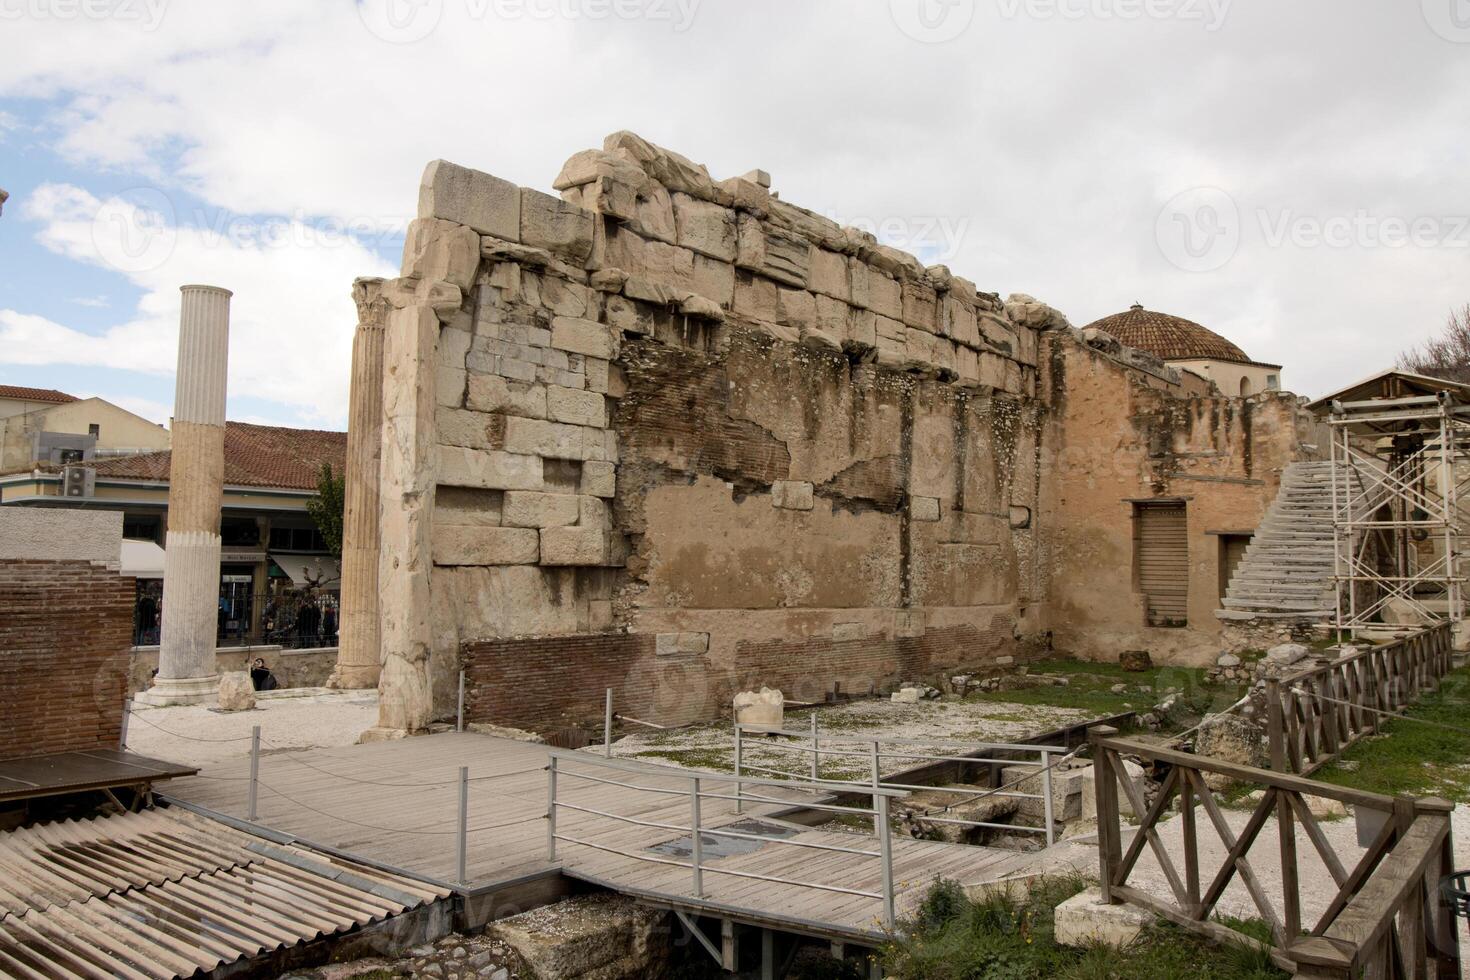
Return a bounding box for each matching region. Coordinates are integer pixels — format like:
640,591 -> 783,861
1218,461 -> 1350,621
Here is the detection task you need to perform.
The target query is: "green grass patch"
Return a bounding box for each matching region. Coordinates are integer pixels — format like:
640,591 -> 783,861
959,659 -> 1242,728
1310,663 -> 1470,803
880,877 -> 1287,980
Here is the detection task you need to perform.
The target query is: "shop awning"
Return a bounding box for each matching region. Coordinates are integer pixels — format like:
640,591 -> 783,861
119,538 -> 166,579
269,553 -> 342,590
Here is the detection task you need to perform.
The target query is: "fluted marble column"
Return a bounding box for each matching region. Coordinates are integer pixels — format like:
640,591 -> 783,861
139,285 -> 231,706
331,278 -> 389,689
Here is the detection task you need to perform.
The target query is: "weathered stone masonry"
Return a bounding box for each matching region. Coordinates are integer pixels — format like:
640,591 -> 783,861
370,132 -> 1318,736
369,133 -> 1060,736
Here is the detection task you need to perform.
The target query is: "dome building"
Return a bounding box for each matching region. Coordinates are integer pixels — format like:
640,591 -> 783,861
1083,304 -> 1283,397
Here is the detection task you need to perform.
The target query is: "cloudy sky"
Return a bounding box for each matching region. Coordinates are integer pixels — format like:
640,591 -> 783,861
1,0 -> 1467,430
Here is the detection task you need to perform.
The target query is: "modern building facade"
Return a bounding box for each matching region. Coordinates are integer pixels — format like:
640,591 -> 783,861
0,385 -> 172,473
0,420 -> 346,647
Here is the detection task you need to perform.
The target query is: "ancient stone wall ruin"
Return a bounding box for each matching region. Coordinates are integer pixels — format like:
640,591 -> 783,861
366,132 -> 1320,735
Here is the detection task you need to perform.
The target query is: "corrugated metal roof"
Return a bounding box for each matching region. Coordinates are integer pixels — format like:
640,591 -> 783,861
0,807 -> 450,979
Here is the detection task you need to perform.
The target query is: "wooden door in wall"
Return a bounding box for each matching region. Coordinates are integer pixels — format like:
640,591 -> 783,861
1135,501 -> 1188,627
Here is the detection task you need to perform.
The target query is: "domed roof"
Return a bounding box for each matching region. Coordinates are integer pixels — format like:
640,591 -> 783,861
1083,304 -> 1261,365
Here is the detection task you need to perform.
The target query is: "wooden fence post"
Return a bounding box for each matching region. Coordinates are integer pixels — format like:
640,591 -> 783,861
1090,726 -> 1121,904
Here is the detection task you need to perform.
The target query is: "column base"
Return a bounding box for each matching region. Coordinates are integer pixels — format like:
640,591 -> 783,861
134,674 -> 220,707
327,664 -> 382,690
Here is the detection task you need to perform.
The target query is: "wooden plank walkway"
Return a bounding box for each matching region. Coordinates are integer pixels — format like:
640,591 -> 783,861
163,732 -> 1034,941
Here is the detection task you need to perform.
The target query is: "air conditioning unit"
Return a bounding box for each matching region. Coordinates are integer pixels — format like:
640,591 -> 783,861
62,465 -> 96,498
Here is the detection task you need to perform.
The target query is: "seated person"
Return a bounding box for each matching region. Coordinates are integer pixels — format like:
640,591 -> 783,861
250,657 -> 281,691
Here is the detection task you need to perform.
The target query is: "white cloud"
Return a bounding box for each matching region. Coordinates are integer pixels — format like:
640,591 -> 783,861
5,182 -> 396,428
1,0 -> 1468,407
70,294 -> 110,307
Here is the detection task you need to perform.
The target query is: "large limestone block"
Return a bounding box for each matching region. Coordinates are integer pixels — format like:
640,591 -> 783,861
546,385 -> 607,427
809,248 -> 849,302
488,894 -> 670,980
436,446 -> 544,491
735,214 -> 809,288
772,480 -> 814,511
502,491 -> 581,529
554,149 -> 647,223
581,460 -> 616,498
540,526 -> 609,566
435,486 -> 502,526
419,159 -> 520,241
432,525 -> 539,565
656,632 -> 710,656
551,316 -> 616,360
504,417 -> 591,460
467,374 -> 547,419
910,496 -> 941,522
604,130 -> 721,202
673,192 -> 737,261
1055,889 -> 1153,948
521,188 -> 594,266
436,407 -> 502,450
217,671 -> 256,711
868,272 -> 902,320
382,274 -> 464,316
902,279 -> 939,332
734,687 -> 784,730
401,218 -> 480,292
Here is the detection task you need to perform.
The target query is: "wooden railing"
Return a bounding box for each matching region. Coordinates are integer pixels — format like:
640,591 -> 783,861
1091,727 -> 1461,979
1265,624 -> 1456,775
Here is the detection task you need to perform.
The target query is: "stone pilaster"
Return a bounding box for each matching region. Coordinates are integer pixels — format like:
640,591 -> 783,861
331,278 -> 390,689
361,303 -> 438,741
138,284 -> 231,706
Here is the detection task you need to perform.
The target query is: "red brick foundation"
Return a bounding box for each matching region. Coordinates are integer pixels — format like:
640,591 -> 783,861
0,559 -> 134,762
462,619 -> 1023,733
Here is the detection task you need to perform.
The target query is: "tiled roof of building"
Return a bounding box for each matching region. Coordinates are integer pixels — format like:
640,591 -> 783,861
87,421 -> 346,490
0,385 -> 77,404
1083,305 -> 1279,367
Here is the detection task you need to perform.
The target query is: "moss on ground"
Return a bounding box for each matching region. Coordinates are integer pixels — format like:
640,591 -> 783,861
960,659 -> 1244,729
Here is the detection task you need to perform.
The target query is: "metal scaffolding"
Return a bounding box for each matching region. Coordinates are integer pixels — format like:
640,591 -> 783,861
1325,384 -> 1470,635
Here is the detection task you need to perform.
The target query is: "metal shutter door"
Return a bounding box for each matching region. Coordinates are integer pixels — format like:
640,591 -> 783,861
1137,503 -> 1188,626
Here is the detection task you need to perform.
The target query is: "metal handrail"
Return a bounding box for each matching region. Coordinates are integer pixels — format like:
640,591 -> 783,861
734,720 -> 1061,845
546,750 -> 900,928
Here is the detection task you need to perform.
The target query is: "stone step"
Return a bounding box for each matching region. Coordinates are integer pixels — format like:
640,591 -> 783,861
1223,597 -> 1334,612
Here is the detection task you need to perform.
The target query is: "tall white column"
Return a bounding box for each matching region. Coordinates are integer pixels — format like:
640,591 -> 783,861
331,278 -> 388,689
139,285 -> 231,706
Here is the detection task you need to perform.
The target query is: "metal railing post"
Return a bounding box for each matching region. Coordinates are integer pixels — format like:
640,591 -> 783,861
869,740 -> 881,794
247,725 -> 260,821
604,688 -> 614,758
877,793 -> 895,930
810,713 -> 820,782
456,766 -> 468,885
734,724 -> 744,815
690,776 -> 704,897
546,756 -> 558,862
119,696 -> 132,750
457,669 -> 465,733
1041,751 -> 1056,847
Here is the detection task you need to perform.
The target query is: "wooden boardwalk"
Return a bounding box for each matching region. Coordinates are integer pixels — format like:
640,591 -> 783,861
163,732 -> 1034,941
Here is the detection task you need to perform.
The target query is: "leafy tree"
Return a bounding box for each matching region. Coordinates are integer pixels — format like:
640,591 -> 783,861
1399,304 -> 1470,384
305,463 -> 346,557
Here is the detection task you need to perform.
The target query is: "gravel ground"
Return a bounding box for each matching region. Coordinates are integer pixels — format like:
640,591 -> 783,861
125,689 -> 378,769
599,697 -> 1095,781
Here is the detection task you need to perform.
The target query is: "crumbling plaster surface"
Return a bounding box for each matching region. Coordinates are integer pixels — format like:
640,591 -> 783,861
369,131 -> 1313,733
1039,334 -> 1323,665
